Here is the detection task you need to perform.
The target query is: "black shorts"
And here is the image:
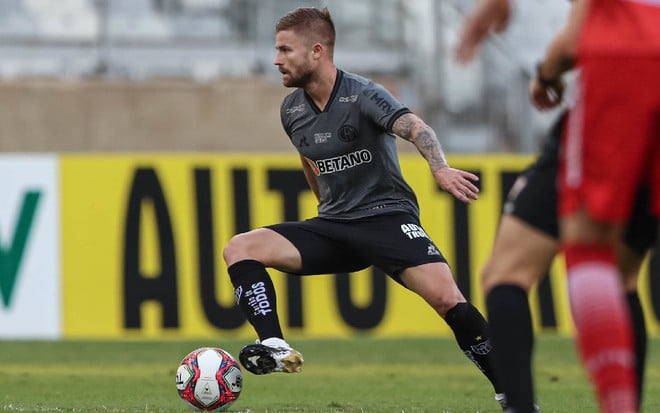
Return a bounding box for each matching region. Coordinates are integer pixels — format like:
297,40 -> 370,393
506,159 -> 657,257
266,211 -> 447,284
504,161 -> 560,239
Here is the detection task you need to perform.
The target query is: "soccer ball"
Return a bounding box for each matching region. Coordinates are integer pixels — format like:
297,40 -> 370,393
176,347 -> 243,411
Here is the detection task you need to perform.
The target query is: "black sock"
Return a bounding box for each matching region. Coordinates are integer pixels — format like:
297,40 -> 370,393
228,259 -> 283,341
444,302 -> 501,393
486,284 -> 536,413
626,291 -> 647,405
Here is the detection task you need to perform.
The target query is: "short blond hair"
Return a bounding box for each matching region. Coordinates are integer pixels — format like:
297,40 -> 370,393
275,7 -> 336,53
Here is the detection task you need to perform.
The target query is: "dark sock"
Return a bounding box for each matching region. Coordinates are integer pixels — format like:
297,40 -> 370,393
228,259 -> 283,341
486,284 -> 536,413
444,302 -> 501,393
626,291 -> 647,405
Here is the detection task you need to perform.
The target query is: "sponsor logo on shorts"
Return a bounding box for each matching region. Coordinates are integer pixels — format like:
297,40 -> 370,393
400,223 -> 430,239
305,149 -> 372,176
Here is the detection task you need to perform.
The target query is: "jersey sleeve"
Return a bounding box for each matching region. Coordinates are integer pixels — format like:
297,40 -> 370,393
359,82 -> 411,132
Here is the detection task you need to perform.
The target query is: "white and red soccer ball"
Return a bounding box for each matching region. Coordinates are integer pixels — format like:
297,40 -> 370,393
176,347 -> 243,411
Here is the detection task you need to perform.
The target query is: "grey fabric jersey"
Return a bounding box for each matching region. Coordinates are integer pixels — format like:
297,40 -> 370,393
280,69 -> 420,220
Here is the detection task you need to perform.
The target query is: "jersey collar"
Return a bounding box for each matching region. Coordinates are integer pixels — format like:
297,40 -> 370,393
304,69 -> 343,114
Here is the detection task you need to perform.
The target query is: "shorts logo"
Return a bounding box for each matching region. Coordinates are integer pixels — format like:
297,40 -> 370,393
427,244 -> 440,256
401,223 -> 430,239
305,149 -> 372,176
338,125 -> 359,142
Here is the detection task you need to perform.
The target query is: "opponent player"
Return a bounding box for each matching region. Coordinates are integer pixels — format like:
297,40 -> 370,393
457,1 -> 660,412
534,1 -> 660,411
223,6 -> 508,409
483,109 -> 656,413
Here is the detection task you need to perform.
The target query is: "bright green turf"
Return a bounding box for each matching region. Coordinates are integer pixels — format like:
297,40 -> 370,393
0,336 -> 658,413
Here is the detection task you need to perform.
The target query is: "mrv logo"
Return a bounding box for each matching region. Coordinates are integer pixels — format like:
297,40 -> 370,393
305,149 -> 372,176
0,191 -> 41,309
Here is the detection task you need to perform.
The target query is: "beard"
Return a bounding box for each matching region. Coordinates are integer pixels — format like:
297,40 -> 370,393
282,61 -> 315,88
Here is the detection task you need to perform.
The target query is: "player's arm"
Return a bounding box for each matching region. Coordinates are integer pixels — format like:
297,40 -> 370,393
530,0 -> 589,109
299,154 -> 321,202
454,0 -> 512,63
392,113 -> 479,204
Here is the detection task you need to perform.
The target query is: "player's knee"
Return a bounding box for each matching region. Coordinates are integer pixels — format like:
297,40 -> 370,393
427,290 -> 465,317
223,232 -> 255,266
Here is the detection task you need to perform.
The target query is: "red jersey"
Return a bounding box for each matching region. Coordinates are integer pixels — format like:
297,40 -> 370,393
579,0 -> 660,56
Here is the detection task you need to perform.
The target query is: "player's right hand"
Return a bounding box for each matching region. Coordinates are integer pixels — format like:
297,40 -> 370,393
433,167 -> 480,204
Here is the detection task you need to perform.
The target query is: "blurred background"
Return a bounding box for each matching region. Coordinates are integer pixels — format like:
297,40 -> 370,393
0,0 -> 570,153
13,0 -> 643,344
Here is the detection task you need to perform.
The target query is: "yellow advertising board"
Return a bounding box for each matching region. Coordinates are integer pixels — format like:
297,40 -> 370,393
60,154 -> 659,339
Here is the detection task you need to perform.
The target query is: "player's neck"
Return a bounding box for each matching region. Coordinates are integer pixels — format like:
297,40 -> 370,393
304,64 -> 337,111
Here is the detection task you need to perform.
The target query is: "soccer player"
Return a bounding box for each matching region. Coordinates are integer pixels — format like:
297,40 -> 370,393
483,110 -> 656,413
535,1 -> 659,411
457,1 -> 660,412
223,6 -> 507,409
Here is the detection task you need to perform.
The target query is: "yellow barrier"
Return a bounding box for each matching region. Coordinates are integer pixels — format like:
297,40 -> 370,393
60,154 -> 659,339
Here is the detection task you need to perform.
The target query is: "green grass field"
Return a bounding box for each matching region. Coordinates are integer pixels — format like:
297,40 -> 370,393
1,335 -> 658,413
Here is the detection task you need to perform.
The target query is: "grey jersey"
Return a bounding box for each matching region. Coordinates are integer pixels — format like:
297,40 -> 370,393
280,70 -> 420,220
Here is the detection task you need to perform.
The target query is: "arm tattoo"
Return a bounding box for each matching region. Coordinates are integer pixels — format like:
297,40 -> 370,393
392,113 -> 448,172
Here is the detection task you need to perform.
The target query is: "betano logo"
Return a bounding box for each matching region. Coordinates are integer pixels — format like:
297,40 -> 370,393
0,191 -> 41,309
305,149 -> 372,176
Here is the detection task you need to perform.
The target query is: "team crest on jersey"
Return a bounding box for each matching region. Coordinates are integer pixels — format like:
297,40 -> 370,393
338,125 -> 359,142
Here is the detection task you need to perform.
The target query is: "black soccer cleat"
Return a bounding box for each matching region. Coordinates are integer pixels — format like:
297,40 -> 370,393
239,342 -> 303,375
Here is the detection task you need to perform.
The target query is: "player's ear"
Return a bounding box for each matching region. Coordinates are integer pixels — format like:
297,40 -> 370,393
311,43 -> 323,60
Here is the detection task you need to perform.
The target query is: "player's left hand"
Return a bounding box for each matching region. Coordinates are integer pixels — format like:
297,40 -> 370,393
433,167 -> 480,204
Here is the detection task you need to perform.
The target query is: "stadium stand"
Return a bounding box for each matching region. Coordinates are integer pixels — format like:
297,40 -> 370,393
0,0 -> 569,152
